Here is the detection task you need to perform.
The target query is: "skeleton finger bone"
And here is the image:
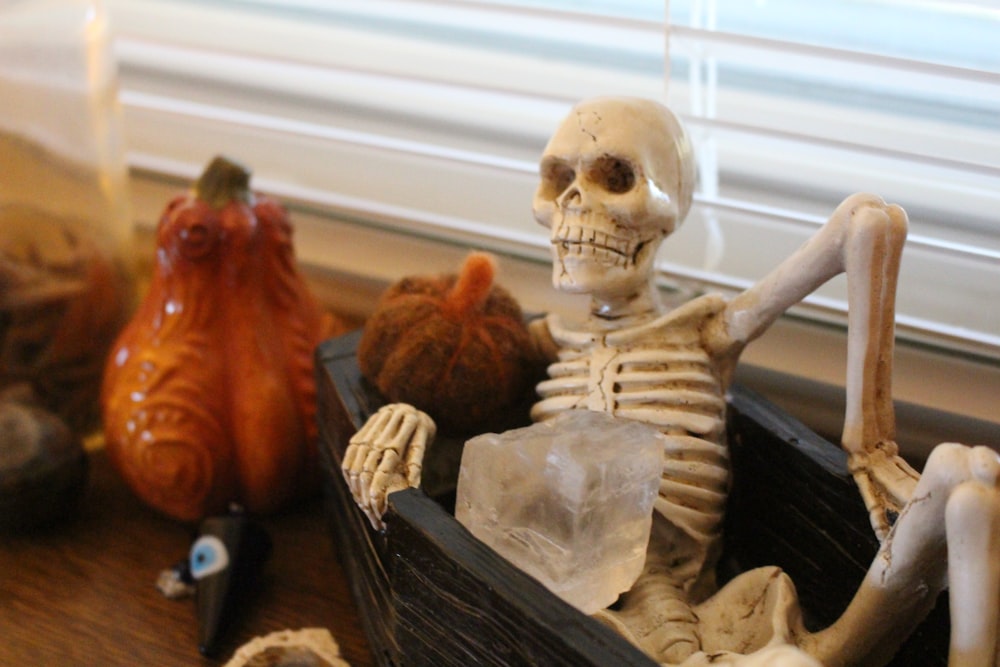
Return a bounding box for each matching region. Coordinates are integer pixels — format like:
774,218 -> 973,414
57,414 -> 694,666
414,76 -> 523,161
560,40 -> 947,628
404,421 -> 432,486
352,402 -> 395,442
389,412 -> 422,452
358,446 -> 388,506
341,441 -> 371,504
340,441 -> 364,485
371,449 -> 407,517
342,404 -> 397,499
341,403 -> 436,530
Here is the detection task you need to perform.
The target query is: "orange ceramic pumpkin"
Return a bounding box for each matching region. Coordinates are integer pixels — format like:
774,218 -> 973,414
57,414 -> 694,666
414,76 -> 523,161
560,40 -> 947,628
101,156 -> 342,521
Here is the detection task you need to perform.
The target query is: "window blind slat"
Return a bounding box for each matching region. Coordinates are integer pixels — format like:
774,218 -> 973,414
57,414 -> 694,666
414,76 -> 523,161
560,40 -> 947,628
694,194 -> 1000,266
671,24 -> 1000,85
670,1 -> 999,359
682,114 -> 1000,178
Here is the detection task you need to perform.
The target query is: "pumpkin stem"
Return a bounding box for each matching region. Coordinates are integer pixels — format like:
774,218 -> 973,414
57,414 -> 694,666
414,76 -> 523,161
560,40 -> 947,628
445,252 -> 497,316
196,156 -> 253,209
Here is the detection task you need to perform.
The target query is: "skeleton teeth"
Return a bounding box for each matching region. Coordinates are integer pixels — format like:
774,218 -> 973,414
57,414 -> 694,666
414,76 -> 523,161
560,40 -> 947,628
554,224 -> 647,267
559,244 -> 627,266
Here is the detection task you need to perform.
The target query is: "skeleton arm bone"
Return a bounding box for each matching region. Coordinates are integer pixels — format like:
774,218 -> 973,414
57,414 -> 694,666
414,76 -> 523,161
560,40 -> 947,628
838,198 -> 919,539
705,193 -> 917,539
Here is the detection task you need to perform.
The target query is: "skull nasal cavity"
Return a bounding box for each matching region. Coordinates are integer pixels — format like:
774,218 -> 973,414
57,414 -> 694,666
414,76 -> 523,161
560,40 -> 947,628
559,187 -> 582,206
592,156 -> 635,194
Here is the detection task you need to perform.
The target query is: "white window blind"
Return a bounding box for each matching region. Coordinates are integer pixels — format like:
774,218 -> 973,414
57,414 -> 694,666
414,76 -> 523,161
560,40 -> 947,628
107,0 -> 999,359
106,0 -> 663,264
105,0 -> 1000,438
666,0 -> 1000,360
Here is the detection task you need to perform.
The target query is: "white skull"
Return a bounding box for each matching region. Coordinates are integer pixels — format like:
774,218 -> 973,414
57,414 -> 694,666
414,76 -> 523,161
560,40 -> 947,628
532,97 -> 696,299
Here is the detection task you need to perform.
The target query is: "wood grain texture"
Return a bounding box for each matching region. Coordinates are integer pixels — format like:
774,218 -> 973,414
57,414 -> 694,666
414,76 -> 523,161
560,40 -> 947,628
0,449 -> 373,667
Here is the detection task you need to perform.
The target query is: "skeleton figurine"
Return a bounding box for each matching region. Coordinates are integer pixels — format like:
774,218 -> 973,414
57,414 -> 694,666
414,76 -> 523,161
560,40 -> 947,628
343,97 -> 1000,667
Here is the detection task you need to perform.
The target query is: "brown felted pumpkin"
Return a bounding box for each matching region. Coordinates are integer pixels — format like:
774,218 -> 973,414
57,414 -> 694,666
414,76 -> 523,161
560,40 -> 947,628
358,252 -> 533,435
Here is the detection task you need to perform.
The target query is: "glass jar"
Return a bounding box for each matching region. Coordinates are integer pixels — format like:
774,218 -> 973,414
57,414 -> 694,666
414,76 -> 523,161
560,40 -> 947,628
0,0 -> 133,433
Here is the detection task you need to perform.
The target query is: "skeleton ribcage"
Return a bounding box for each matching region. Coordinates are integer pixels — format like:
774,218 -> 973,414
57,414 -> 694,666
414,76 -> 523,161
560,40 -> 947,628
531,300 -> 731,586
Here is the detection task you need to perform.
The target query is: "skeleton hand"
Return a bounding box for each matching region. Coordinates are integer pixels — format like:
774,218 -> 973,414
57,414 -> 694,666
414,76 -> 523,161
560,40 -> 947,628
341,403 -> 436,530
847,441 -> 919,542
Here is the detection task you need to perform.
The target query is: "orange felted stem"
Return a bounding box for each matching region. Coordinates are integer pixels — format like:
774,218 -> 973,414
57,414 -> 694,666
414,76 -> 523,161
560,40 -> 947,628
442,252 -> 497,318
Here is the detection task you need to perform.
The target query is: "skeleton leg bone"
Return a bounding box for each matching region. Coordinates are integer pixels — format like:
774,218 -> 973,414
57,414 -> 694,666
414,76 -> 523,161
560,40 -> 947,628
802,442 -> 1000,667
945,451 -> 1000,666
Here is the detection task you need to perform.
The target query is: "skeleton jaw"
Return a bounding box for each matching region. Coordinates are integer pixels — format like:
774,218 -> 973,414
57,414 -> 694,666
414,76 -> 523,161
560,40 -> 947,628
550,219 -> 659,296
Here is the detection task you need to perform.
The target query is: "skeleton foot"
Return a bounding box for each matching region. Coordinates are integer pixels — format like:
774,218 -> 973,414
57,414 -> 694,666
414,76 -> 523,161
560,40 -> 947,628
593,603 -> 700,665
597,566 -> 818,667
593,579 -> 701,665
849,441 -> 920,541
341,403 -> 435,529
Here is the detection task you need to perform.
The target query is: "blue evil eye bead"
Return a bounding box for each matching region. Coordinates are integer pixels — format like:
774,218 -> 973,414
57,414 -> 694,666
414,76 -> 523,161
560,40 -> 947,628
189,535 -> 230,580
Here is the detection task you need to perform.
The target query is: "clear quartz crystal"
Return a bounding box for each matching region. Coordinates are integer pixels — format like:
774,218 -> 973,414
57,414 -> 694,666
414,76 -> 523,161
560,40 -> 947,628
455,409 -> 664,615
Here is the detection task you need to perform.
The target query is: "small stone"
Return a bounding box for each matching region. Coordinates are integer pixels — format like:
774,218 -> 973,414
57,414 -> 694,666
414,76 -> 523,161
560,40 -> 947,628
455,410 -> 664,615
156,559 -> 196,599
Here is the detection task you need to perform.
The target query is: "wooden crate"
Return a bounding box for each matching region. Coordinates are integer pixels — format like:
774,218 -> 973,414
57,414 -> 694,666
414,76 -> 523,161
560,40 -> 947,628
315,330 -> 948,666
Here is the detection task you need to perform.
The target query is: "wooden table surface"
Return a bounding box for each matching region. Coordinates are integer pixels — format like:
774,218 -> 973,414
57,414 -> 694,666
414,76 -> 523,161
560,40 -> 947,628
0,449 -> 374,666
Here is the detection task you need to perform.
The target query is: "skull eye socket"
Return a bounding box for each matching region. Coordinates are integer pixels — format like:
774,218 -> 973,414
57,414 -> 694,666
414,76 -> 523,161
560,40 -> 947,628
590,155 -> 635,194
540,159 -> 576,200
